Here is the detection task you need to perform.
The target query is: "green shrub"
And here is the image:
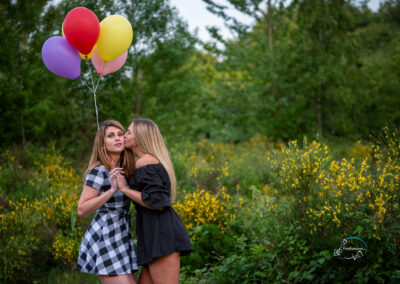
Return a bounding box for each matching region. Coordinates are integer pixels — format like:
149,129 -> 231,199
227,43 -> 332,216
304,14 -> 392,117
0,148 -> 82,282
181,223 -> 237,271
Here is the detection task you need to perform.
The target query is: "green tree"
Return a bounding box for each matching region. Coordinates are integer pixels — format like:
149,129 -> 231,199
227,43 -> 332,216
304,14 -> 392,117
202,0 -> 392,140
0,0 -> 204,157
0,0 -> 51,148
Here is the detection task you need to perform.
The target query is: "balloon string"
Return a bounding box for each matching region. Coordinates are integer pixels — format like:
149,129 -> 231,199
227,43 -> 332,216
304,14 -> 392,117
85,61 -> 100,129
94,76 -> 101,93
80,78 -> 92,91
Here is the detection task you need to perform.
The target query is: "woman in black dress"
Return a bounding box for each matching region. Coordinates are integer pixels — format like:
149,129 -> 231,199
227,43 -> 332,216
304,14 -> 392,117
76,120 -> 138,284
116,118 -> 193,284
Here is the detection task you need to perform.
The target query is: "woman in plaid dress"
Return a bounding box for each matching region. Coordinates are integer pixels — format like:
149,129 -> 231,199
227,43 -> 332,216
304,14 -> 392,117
115,118 -> 193,284
76,120 -> 138,284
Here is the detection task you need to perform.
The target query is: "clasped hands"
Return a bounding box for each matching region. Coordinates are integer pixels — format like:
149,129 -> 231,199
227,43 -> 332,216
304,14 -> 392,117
110,168 -> 164,211
109,168 -> 128,193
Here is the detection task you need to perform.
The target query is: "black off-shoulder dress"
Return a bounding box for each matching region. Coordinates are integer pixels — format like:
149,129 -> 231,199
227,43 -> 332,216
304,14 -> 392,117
129,163 -> 193,266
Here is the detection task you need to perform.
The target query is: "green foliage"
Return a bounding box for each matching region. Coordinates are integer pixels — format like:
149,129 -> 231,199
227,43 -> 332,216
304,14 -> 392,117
0,0 -> 200,158
0,197 -> 43,281
0,147 -> 83,282
2,129 -> 400,282
181,223 -> 237,271
206,235 -> 271,283
37,267 -> 100,284
199,0 -> 400,142
2,0 -> 400,282
172,135 -> 272,196
181,127 -> 400,283
2,0 -> 400,152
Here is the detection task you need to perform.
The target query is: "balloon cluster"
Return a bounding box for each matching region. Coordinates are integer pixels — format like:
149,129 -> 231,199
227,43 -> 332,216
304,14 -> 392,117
41,7 -> 133,79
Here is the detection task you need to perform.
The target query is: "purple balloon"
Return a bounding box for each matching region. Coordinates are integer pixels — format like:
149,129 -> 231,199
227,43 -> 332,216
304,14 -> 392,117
41,36 -> 81,79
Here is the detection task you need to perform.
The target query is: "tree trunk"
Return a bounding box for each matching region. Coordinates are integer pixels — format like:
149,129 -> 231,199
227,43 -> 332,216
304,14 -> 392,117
20,114 -> 25,146
317,28 -> 323,138
267,0 -> 274,54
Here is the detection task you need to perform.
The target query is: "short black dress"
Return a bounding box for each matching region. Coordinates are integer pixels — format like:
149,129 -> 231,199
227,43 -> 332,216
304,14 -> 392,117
77,166 -> 138,275
129,163 -> 193,266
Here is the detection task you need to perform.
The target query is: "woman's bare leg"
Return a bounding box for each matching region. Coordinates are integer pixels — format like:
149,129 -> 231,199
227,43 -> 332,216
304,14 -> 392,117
138,266 -> 153,284
147,252 -> 180,284
99,273 -> 137,284
129,272 -> 138,284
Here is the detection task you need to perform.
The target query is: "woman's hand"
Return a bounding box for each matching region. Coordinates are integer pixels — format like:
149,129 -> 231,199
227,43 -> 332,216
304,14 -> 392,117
116,171 -> 128,192
116,173 -> 164,211
78,168 -> 125,218
109,168 -> 123,193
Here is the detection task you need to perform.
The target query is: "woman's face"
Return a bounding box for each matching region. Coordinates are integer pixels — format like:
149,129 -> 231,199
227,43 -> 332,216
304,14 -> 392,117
124,123 -> 136,149
104,126 -> 124,153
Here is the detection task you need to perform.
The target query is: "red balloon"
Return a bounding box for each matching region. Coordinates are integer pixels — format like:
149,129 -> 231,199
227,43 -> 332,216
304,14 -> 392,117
63,7 -> 100,55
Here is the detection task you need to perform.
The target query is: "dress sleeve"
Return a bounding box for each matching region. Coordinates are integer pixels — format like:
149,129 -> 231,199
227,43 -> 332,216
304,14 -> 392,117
138,168 -> 171,208
84,166 -> 107,191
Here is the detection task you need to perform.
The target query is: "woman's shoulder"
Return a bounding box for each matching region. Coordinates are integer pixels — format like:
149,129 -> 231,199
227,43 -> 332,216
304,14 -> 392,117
135,155 -> 160,169
87,165 -> 108,177
132,159 -> 166,181
85,165 -> 109,189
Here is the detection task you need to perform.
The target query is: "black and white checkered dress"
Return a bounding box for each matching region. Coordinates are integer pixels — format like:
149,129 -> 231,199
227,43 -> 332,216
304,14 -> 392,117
77,165 -> 138,276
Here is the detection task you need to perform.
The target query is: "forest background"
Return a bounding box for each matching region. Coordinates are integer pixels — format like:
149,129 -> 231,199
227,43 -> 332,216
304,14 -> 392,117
1,0 -> 400,283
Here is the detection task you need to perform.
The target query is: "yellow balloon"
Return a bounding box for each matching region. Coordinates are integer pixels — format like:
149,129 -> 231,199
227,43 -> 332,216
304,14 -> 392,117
80,46 -> 95,60
97,15 -> 133,61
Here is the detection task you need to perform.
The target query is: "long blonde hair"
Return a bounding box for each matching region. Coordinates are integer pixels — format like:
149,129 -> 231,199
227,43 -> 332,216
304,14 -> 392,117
132,118 -> 177,202
84,120 -> 135,181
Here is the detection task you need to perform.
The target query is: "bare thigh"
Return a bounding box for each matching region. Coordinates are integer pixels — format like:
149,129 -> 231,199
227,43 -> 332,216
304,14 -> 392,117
138,266 -> 153,284
99,273 -> 137,284
148,252 -> 180,284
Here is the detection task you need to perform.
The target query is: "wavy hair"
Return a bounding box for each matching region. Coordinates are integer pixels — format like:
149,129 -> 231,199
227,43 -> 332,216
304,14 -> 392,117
132,118 -> 177,202
83,120 -> 135,181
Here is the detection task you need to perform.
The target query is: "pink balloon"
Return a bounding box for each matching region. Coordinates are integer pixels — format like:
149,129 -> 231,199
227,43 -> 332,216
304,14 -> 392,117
91,49 -> 127,76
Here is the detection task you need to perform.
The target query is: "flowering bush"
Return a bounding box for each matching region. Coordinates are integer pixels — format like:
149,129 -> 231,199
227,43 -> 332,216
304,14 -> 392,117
173,186 -> 237,238
241,127 -> 400,282
0,150 -> 82,281
52,230 -> 81,267
182,127 -> 400,283
2,128 -> 400,282
349,140 -> 373,161
0,197 -> 42,280
29,153 -> 81,229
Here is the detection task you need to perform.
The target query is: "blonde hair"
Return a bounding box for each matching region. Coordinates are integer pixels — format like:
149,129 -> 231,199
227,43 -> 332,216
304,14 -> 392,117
132,118 -> 177,202
84,120 -> 135,181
